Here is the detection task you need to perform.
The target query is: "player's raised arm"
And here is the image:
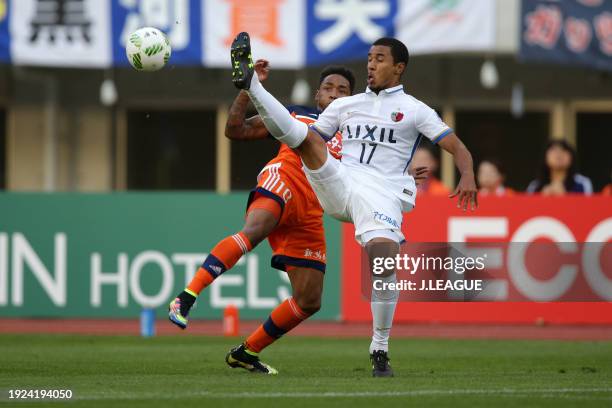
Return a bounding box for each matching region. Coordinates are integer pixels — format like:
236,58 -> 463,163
224,59 -> 271,141
224,92 -> 269,140
413,102 -> 477,211
437,133 -> 478,211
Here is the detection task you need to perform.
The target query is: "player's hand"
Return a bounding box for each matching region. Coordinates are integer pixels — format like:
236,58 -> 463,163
411,166 -> 429,186
449,172 -> 478,211
254,59 -> 270,82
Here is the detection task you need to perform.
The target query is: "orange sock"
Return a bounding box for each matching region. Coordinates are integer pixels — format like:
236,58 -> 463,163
185,232 -> 253,296
245,297 -> 310,353
186,267 -> 215,296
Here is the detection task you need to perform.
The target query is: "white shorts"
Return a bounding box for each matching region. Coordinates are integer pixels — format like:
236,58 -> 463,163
304,152 -> 411,245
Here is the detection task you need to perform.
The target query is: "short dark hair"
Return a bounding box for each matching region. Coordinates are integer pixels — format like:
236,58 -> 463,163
318,66 -> 356,94
372,37 -> 409,66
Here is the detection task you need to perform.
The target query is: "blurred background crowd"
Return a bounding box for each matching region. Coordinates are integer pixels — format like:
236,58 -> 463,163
412,139 -> 611,197
0,0 -> 611,197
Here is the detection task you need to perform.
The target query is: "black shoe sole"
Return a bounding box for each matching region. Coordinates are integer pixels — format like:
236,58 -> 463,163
230,32 -> 254,90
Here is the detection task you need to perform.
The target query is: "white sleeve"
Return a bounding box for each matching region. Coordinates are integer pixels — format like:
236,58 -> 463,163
575,174 -> 593,195
415,102 -> 453,144
311,99 -> 341,140
526,180 -> 539,194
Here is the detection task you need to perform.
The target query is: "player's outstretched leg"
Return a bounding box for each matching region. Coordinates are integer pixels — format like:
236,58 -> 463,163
230,32 -> 254,90
168,197 -> 280,329
168,231 -> 254,329
230,32 -> 310,149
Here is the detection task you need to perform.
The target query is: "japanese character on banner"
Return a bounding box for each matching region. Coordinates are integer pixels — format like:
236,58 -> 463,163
524,4 -> 563,49
564,17 -> 592,53
119,0 -> 189,50
594,11 -> 612,56
29,0 -> 91,44
223,0 -> 284,46
314,0 -> 390,53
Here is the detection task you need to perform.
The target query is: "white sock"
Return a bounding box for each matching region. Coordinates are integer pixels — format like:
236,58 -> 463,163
246,73 -> 308,148
370,273 -> 398,354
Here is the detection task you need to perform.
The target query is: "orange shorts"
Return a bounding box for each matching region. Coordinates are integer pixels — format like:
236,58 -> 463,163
246,162 -> 327,273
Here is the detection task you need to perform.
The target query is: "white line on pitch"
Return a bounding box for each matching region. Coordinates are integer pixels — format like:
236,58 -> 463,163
72,388 -> 612,400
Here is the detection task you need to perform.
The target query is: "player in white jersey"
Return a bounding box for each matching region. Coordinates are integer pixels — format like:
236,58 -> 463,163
231,33 -> 477,377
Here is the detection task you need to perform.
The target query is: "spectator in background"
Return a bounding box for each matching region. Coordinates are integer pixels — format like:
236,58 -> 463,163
527,140 -> 593,195
410,146 -> 449,196
477,159 -> 514,196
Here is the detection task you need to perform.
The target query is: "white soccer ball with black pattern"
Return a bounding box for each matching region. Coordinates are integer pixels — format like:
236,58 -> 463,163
125,27 -> 171,72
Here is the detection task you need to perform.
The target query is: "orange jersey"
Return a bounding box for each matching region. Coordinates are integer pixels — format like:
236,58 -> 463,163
246,106 -> 341,273
264,109 -> 342,191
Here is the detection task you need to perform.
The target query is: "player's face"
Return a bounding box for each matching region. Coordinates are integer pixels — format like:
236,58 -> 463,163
315,74 -> 352,111
367,45 -> 404,91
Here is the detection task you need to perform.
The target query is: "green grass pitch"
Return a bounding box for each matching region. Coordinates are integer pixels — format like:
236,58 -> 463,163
0,334 -> 610,407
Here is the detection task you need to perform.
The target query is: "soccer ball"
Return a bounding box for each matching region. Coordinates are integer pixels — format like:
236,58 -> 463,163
126,27 -> 171,72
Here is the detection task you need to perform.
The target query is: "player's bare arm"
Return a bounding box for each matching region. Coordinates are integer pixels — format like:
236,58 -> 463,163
437,133 -> 478,211
225,92 -> 269,140
225,59 -> 271,140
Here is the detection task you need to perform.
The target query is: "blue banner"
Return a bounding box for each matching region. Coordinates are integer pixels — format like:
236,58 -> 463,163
0,0 -> 9,63
520,0 -> 612,71
306,0 -> 397,66
0,0 -> 497,68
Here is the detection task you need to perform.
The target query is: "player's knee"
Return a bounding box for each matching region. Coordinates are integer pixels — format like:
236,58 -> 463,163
299,132 -> 325,151
293,290 -> 322,315
241,225 -> 266,247
295,132 -> 328,170
242,214 -> 277,246
241,220 -> 273,247
366,239 -> 399,277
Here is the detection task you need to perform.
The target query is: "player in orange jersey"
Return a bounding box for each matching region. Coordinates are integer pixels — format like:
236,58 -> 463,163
169,61 -> 427,374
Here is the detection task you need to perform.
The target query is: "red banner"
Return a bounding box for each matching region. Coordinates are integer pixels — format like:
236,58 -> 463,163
341,195 -> 612,324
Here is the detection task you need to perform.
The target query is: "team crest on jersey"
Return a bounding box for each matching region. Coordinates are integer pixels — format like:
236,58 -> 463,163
391,111 -> 404,122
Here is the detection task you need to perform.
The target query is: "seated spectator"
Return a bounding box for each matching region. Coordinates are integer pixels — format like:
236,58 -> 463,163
410,146 -> 449,196
527,140 -> 592,195
477,159 -> 514,196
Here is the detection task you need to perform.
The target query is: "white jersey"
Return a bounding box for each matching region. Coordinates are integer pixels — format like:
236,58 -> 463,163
311,85 -> 452,207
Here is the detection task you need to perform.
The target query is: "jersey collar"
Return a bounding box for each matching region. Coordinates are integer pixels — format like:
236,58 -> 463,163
365,84 -> 404,95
